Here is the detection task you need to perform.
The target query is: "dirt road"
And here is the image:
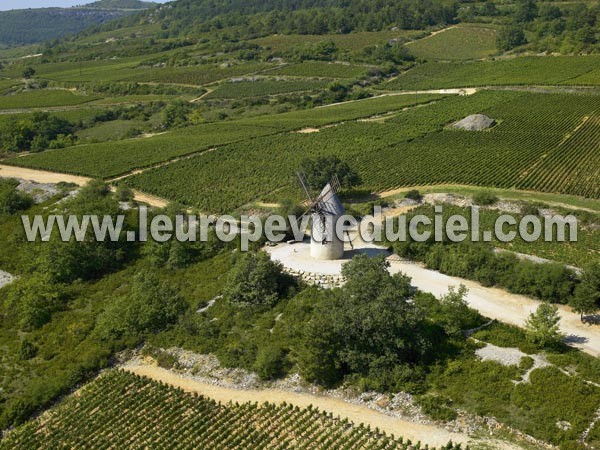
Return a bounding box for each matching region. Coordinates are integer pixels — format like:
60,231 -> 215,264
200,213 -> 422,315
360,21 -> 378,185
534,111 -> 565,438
0,164 -> 91,185
318,88 -> 477,109
388,259 -> 600,357
125,363 -> 521,449
0,164 -> 168,208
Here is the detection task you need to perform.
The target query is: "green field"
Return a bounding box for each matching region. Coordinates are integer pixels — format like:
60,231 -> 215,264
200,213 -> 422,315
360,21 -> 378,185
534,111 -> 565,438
11,93 -> 444,178
0,78 -> 22,94
75,119 -> 147,142
124,63 -> 275,86
268,61 -> 373,79
205,79 -> 331,99
0,89 -> 99,109
89,94 -> 192,105
8,122 -> 281,178
381,56 -> 600,90
250,29 -> 424,52
0,370 -> 426,450
406,24 -> 498,61
119,91 -> 600,212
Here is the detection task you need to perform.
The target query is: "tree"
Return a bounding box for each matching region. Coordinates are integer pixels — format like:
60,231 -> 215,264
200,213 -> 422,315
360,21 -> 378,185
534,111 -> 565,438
571,263 -> 600,321
22,67 -> 36,79
253,344 -> 286,380
96,270 -> 186,339
525,302 -> 563,348
3,273 -> 63,331
298,254 -> 431,390
299,155 -> 360,191
514,0 -> 538,23
438,284 -> 473,337
35,180 -> 130,284
497,25 -> 527,51
223,252 -> 289,307
405,189 -> 422,202
115,185 -> 134,202
0,185 -> 32,215
19,340 -> 38,360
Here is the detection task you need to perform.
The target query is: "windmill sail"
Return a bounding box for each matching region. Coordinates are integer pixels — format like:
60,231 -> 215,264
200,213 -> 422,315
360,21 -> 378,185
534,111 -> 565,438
311,182 -> 345,242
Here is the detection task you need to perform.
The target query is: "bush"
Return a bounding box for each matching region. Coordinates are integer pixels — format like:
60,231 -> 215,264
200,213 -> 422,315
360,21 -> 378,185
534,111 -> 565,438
95,270 -> 186,339
405,189 -> 423,202
519,356 -> 534,371
223,252 -> 292,307
525,302 -> 564,349
143,347 -> 178,369
253,344 -> 286,380
418,395 -> 458,421
115,185 -> 134,202
19,340 -> 38,360
472,191 -> 498,206
521,204 -> 539,216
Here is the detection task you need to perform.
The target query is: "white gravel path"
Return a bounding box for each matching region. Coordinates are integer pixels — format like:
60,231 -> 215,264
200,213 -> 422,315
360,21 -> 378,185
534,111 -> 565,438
387,259 -> 600,357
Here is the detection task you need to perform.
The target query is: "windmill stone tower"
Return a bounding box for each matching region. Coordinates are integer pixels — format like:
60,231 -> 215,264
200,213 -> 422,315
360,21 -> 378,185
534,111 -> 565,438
297,173 -> 346,260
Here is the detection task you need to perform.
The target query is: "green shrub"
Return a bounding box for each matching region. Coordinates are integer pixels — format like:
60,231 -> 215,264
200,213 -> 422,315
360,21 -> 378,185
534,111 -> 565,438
253,344 -> 286,380
142,347 -> 179,369
19,340 -> 38,360
519,356 -> 534,371
521,204 -> 540,216
405,189 -> 423,202
417,395 -> 458,421
472,191 -> 498,206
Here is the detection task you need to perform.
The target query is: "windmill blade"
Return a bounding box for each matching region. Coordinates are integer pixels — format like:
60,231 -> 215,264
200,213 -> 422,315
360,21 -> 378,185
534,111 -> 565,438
296,171 -> 314,204
330,174 -> 341,194
294,207 -> 311,228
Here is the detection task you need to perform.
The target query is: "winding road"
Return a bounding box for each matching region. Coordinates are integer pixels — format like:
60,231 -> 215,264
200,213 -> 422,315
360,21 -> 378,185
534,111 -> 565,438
388,258 -> 600,357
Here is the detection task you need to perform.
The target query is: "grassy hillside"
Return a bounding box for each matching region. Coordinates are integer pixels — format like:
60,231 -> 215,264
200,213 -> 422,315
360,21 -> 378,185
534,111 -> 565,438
0,0 -> 155,46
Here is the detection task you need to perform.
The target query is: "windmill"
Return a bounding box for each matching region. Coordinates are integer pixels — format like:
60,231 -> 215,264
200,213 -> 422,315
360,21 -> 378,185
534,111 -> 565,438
296,172 -> 348,260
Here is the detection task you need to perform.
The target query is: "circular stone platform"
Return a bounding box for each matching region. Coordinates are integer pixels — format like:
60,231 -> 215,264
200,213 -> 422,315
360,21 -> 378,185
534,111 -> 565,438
265,240 -> 389,287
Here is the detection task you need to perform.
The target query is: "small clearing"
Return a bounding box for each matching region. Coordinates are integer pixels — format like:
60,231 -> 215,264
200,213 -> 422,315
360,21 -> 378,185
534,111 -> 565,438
16,180 -> 59,203
0,270 -> 15,289
475,343 -> 550,382
296,127 -> 320,133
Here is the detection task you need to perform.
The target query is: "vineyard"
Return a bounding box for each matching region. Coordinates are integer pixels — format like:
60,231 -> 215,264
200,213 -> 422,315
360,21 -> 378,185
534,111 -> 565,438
10,93 -> 444,178
268,62 -> 374,79
6,89 -> 600,211
406,25 -> 498,61
205,79 -> 331,99
124,62 -> 276,86
119,91 -> 600,212
118,91 -> 509,211
0,78 -> 21,94
381,56 -> 600,90
7,122 -> 281,178
249,30 -> 424,53
518,112 -> 600,198
0,89 -> 99,109
0,370 -> 453,450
